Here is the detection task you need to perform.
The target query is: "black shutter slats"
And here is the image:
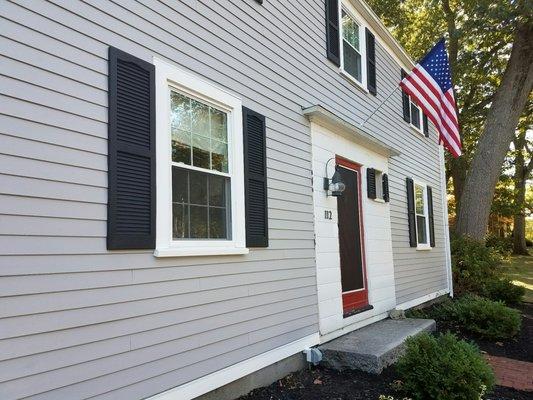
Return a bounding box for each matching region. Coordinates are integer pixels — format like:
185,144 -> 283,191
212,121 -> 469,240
427,186 -> 435,247
406,177 -> 417,247
325,0 -> 340,66
401,69 -> 411,123
243,107 -> 269,248
366,28 -> 377,95
107,47 -> 155,250
423,114 -> 429,137
366,167 -> 376,199
382,173 -> 389,203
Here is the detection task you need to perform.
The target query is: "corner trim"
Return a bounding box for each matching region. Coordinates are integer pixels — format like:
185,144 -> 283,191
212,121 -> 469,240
146,333 -> 320,400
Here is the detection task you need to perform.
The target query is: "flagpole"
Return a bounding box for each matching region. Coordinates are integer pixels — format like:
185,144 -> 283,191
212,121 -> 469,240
360,85 -> 400,127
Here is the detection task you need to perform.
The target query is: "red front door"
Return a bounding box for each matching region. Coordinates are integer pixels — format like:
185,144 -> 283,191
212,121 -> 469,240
336,157 -> 368,315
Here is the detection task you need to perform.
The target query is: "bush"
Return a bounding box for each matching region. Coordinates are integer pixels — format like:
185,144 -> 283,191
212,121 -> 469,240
485,234 -> 513,256
428,295 -> 521,340
396,332 -> 494,400
483,278 -> 526,306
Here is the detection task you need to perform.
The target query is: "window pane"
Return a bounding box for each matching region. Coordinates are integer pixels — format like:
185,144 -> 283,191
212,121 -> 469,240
172,203 -> 189,239
411,102 -> 421,128
193,134 -> 210,169
211,139 -> 229,172
342,10 -> 360,50
343,43 -> 362,82
417,215 -> 427,244
170,92 -> 191,131
189,170 -> 208,205
415,185 -> 424,215
171,129 -> 191,164
209,174 -> 227,207
172,166 -> 188,203
190,100 -> 210,136
211,108 -> 227,142
209,207 -> 227,239
190,205 -> 208,238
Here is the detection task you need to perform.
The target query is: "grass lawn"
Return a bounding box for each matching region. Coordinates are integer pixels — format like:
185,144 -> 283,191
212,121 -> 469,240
501,251 -> 533,303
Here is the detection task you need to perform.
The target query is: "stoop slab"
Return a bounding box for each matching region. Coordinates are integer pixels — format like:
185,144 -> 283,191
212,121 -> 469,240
319,318 -> 436,374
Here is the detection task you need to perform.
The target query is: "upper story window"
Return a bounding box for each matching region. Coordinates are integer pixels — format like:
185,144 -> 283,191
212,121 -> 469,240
154,58 -> 247,257
340,4 -> 366,87
410,98 -> 423,132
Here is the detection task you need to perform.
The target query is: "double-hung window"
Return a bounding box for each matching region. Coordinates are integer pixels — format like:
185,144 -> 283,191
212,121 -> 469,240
340,4 -> 366,87
410,99 -> 423,132
414,182 -> 431,249
154,59 -> 247,257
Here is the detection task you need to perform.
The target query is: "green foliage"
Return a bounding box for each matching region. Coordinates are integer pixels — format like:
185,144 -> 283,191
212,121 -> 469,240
451,234 -> 525,304
424,295 -> 521,340
485,234 -> 513,256
451,234 -> 503,296
396,332 -> 494,400
483,278 -> 526,306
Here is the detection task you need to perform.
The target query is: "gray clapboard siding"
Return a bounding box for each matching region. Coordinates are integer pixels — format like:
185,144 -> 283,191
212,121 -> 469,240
0,0 -> 447,398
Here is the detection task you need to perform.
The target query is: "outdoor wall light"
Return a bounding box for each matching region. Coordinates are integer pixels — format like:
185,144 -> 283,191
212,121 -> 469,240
324,158 -> 346,197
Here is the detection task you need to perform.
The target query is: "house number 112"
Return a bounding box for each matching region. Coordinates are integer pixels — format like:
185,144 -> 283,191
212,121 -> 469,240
324,210 -> 333,220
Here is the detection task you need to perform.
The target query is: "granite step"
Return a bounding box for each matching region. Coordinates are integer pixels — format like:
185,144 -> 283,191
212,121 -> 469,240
319,318 -> 436,374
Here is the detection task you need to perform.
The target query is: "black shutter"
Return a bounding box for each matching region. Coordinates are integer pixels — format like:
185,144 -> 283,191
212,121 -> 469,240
406,177 -> 417,247
382,173 -> 389,203
401,69 -> 410,123
325,0 -> 340,66
427,186 -> 435,247
423,114 -> 429,137
107,47 -> 155,250
366,28 -> 377,95
366,168 -> 376,199
243,107 -> 268,247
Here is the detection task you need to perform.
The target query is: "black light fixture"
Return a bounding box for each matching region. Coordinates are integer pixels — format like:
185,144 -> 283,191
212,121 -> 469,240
324,158 -> 346,197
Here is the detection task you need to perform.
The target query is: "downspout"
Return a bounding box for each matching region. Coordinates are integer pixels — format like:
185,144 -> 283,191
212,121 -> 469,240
439,145 -> 453,297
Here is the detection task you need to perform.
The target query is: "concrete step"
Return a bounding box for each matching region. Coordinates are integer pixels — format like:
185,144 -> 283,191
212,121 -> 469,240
319,318 -> 436,374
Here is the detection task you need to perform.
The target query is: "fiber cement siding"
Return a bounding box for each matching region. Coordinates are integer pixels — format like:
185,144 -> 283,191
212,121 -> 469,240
0,0 -> 447,398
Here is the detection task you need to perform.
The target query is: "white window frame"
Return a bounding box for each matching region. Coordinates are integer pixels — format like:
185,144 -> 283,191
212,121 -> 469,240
338,1 -> 368,92
374,169 -> 384,202
153,58 -> 248,257
414,181 -> 431,250
409,97 -> 424,134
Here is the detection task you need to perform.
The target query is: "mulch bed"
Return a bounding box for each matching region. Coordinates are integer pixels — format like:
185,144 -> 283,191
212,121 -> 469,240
240,303 -> 532,400
239,366 -> 531,400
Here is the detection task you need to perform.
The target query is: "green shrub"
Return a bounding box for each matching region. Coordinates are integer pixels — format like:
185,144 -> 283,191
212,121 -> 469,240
483,278 -> 526,306
429,295 -> 521,340
485,234 -> 513,256
396,332 -> 494,400
451,234 -> 503,297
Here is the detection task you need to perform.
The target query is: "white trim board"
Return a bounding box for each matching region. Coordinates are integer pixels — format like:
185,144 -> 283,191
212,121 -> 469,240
147,333 -> 319,400
395,289 -> 449,311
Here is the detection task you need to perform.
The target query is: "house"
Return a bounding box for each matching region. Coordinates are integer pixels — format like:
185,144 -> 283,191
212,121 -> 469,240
0,0 -> 452,399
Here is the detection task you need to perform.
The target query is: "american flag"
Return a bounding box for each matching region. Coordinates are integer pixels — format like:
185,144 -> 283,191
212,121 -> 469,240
400,39 -> 462,158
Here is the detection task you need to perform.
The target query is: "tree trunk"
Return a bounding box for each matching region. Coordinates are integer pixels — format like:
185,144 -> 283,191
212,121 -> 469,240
455,22 -> 533,240
513,129 -> 531,254
450,156 -> 467,216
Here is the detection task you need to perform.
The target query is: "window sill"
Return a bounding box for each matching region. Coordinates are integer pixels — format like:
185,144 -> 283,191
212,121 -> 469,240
373,198 -> 385,203
416,244 -> 431,251
154,246 -> 249,258
339,68 -> 369,95
410,124 -> 425,137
